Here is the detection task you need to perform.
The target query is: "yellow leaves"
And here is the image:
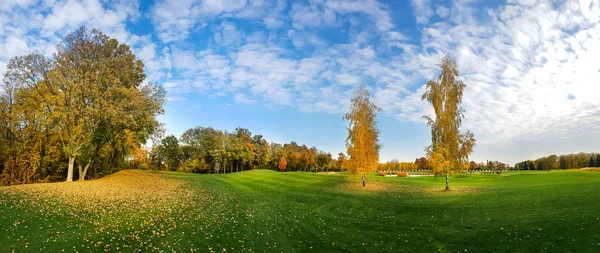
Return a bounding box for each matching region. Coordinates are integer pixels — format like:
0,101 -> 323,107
423,56 -> 475,184
344,83 -> 381,179
1,170 -> 202,251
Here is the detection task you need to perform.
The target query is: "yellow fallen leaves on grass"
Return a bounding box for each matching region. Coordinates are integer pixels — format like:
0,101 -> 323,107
0,170 -> 213,252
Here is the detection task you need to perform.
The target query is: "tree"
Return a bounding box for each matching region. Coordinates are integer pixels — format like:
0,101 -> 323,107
343,83 -> 381,187
269,142 -> 283,170
468,161 -> 478,171
232,127 -> 255,172
416,157 -> 428,170
252,134 -> 270,169
422,56 -> 475,190
528,161 -> 536,170
337,153 -> 347,172
2,27 -> 162,183
316,151 -> 333,172
278,157 -> 287,171
160,135 -> 181,171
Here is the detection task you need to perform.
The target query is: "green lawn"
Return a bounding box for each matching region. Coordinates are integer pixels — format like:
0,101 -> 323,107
1,170 -> 600,252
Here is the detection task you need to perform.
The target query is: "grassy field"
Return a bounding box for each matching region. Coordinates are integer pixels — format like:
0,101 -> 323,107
1,170 -> 600,252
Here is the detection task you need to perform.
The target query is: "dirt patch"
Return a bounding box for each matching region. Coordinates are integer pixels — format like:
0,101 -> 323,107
424,186 -> 489,195
580,168 -> 600,172
336,180 -> 408,193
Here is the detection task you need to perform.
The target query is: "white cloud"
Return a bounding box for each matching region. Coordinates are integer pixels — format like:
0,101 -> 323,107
289,0 -> 393,32
411,0 -> 433,24
214,22 -> 244,47
335,73 -> 361,86
233,93 -> 257,104
436,5 -> 449,18
150,0 -> 251,42
290,2 -> 330,29
287,30 -> 328,49
330,0 -> 394,32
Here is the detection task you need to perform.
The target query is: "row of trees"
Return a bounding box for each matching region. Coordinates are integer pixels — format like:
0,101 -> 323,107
378,158 -> 428,171
468,160 -> 509,171
0,27 -> 165,185
144,126 -> 348,173
515,153 -> 600,170
378,158 -> 508,172
378,160 -> 419,171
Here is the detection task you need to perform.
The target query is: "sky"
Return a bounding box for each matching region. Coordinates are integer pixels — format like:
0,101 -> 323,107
1,0 -> 600,165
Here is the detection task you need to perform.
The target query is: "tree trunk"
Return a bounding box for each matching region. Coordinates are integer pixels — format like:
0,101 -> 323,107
445,174 -> 450,190
79,162 -> 90,181
67,156 -> 75,182
362,173 -> 366,187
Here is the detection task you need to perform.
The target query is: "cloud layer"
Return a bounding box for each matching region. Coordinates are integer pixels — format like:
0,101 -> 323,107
2,0 -> 600,163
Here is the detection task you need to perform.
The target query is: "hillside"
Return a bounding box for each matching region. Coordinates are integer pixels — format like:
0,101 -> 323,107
1,170 -> 600,252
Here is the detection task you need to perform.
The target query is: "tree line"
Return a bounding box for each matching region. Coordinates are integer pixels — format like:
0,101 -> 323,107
515,153 -> 600,170
378,158 -> 509,172
142,126 -> 348,174
378,158 -> 428,171
0,27 -> 165,185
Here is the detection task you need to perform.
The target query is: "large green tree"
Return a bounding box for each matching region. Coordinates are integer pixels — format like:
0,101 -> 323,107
344,83 -> 381,187
160,135 -> 181,171
422,56 -> 475,190
1,27 -> 164,183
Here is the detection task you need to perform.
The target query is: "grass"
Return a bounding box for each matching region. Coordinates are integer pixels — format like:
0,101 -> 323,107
1,169 -> 600,252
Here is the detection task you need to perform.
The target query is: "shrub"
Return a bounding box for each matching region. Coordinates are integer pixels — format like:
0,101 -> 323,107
138,163 -> 150,171
378,171 -> 386,176
397,172 -> 408,177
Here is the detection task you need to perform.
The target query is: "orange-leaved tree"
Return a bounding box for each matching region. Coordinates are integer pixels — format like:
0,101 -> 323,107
278,157 -> 287,171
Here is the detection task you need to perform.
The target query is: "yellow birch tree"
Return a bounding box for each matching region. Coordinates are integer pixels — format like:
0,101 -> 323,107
344,83 -> 381,187
422,56 -> 475,190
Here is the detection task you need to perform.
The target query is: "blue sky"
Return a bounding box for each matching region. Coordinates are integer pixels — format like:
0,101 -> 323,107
2,0 -> 600,164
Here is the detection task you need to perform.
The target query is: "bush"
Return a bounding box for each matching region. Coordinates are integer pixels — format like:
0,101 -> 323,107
378,171 -> 386,176
138,163 -> 150,170
397,172 -> 408,177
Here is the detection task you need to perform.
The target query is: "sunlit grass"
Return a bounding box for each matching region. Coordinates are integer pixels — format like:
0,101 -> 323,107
1,169 -> 600,252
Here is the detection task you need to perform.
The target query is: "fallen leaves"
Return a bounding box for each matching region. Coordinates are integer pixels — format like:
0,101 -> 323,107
0,170 -> 206,252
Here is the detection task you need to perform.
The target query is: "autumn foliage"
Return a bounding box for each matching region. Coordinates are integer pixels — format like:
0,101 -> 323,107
0,27 -> 165,185
422,56 -> 475,190
344,83 -> 381,186
278,157 -> 287,171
